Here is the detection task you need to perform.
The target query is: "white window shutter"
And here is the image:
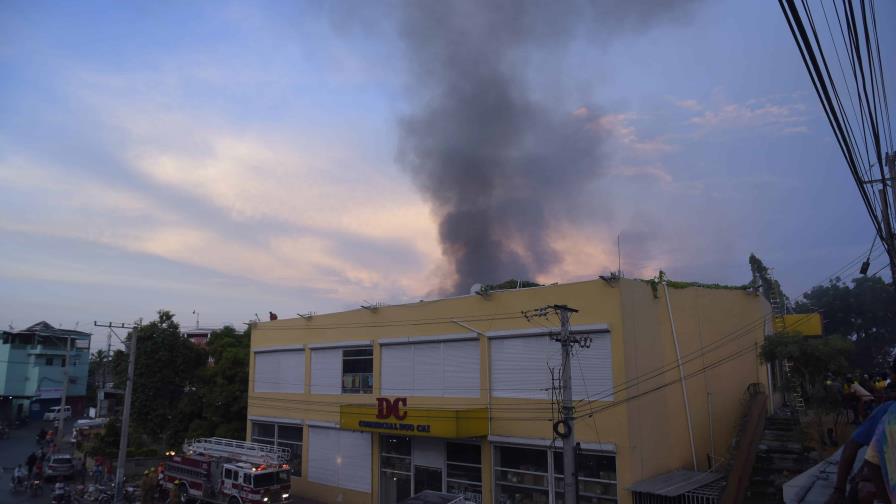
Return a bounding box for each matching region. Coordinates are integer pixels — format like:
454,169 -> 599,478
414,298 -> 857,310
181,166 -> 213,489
308,427 -> 338,487
337,430 -> 371,492
310,349 -> 342,395
443,340 -> 480,398
412,342 -> 443,396
381,345 -> 414,396
254,352 -> 280,393
278,350 -> 305,393
571,333 -> 613,401
490,337 -> 555,399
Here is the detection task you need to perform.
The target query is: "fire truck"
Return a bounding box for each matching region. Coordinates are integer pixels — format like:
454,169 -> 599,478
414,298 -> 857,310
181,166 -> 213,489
160,437 -> 292,504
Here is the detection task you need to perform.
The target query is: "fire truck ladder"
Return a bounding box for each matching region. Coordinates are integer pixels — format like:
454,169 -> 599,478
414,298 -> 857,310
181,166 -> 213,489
184,437 -> 290,466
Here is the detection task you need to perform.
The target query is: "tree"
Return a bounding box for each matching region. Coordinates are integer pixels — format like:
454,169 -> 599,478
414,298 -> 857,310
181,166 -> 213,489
794,276 -> 896,371
761,333 -> 853,394
183,326 -> 251,441
749,253 -> 789,308
112,310 -> 207,447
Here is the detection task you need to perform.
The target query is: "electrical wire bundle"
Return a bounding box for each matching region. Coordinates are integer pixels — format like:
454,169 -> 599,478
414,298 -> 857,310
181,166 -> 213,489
779,0 -> 895,279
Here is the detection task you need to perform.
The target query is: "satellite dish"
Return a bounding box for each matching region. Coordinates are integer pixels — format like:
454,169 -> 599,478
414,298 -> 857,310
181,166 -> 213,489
470,283 -> 483,295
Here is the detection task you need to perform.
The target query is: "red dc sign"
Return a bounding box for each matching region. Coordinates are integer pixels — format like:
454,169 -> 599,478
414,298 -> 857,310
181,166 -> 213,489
376,397 -> 408,421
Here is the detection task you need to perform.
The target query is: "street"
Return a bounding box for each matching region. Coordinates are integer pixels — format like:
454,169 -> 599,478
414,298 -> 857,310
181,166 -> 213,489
0,419 -> 70,504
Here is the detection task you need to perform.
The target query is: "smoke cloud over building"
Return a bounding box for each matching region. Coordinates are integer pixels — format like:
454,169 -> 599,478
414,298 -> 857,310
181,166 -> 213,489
396,1 -> 698,294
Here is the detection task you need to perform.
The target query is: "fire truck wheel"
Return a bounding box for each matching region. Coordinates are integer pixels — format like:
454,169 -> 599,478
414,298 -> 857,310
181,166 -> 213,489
227,497 -> 241,504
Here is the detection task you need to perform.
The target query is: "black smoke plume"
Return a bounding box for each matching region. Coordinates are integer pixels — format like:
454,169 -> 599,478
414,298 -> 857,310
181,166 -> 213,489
396,1 -> 698,294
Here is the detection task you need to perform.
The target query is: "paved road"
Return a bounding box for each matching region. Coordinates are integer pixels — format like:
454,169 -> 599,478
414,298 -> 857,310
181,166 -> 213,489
0,418 -> 72,504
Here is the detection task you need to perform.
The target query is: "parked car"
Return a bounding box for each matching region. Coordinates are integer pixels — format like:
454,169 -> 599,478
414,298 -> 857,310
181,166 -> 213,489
44,453 -> 75,479
43,406 -> 72,422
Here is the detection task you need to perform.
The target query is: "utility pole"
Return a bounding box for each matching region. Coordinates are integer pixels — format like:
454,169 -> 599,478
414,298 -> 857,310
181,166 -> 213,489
886,152 -> 896,284
523,304 -> 584,504
95,320 -> 141,504
57,334 -> 72,439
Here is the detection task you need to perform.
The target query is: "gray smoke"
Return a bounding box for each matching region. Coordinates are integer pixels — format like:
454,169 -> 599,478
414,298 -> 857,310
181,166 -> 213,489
396,1 -> 698,294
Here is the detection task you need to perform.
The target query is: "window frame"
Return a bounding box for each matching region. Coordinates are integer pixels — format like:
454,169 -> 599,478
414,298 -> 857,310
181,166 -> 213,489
250,421 -> 303,477
341,346 -> 373,394
493,444 -> 617,504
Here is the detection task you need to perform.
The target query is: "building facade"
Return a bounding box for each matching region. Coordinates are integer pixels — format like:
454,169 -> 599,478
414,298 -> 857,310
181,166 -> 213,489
247,279 -> 772,504
1,321 -> 91,421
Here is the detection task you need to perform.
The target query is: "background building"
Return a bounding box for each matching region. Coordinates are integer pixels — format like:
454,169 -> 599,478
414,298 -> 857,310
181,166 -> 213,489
247,278 -> 772,504
0,321 -> 91,421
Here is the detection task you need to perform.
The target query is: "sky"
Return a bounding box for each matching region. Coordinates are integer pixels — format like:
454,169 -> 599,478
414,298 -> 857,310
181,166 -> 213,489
1,1 -> 893,341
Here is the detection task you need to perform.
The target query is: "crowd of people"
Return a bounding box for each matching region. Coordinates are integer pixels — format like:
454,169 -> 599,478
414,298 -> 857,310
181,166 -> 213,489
825,358 -> 896,503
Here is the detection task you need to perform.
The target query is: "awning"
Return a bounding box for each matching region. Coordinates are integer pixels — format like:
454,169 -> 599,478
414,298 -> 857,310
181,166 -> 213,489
629,470 -> 724,497
339,401 -> 488,438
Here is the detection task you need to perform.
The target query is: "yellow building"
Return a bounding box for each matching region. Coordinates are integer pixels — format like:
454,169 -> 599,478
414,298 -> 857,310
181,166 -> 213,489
247,278 -> 772,504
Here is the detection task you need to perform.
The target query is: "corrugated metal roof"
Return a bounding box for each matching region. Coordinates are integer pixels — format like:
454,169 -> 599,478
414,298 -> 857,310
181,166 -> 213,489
5,321 -> 91,339
629,470 -> 725,497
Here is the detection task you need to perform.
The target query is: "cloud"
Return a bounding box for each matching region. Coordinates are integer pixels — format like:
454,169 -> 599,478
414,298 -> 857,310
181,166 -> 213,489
587,110 -> 676,154
609,164 -> 674,184
675,99 -> 702,111
685,98 -> 808,132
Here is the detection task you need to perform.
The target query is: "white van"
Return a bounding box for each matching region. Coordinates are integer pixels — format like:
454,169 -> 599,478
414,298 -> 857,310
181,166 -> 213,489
43,405 -> 72,421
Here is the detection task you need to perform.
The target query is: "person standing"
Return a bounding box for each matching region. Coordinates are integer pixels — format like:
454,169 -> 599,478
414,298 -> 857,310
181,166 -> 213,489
92,462 -> 103,485
26,451 -> 37,479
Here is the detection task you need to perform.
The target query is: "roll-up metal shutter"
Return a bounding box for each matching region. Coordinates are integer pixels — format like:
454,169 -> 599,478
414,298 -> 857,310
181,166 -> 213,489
308,427 -> 371,492
307,427 -> 338,487
338,430 -> 372,492
381,340 -> 480,397
310,348 -> 341,395
412,342 -> 443,395
254,350 -> 304,393
490,334 -> 613,400
490,336 -> 555,399
381,344 -> 413,396
253,352 -> 280,393
443,340 -> 480,398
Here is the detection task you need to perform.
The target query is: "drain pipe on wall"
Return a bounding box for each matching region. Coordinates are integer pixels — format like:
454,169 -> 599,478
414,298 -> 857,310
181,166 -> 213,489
663,282 -> 698,471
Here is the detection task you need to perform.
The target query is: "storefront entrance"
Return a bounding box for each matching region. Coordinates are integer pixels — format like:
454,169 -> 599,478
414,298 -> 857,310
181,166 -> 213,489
380,435 -> 483,504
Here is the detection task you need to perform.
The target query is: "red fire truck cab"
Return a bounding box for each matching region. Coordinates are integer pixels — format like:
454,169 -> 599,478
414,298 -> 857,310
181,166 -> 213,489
161,437 -> 292,504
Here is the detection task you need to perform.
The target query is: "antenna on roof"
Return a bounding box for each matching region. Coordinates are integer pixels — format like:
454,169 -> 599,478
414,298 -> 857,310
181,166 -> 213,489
254,313 -> 261,322
361,300 -> 386,311
297,312 -> 316,321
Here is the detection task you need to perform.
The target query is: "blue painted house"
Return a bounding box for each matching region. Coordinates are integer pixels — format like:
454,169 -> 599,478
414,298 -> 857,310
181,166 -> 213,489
1,321 -> 91,421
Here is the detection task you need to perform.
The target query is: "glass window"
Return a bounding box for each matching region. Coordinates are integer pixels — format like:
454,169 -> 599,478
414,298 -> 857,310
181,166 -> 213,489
224,468 -> 232,480
380,436 -> 412,504
447,442 -> 481,465
243,473 -> 252,485
553,450 -> 618,503
495,446 -> 548,473
342,347 -> 373,394
381,436 -> 412,457
250,421 -> 302,476
447,442 -> 482,503
45,357 -> 54,366
381,471 -> 411,504
252,422 -> 276,440
495,446 -> 549,504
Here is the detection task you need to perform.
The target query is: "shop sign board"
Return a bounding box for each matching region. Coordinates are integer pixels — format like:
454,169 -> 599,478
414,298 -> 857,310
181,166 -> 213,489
340,397 -> 488,438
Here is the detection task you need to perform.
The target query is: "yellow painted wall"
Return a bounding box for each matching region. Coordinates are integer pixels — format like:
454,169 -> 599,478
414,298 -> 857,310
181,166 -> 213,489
618,280 -> 770,500
248,278 -> 769,504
